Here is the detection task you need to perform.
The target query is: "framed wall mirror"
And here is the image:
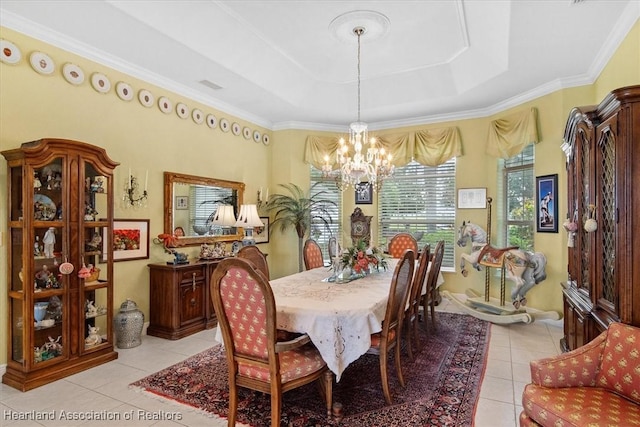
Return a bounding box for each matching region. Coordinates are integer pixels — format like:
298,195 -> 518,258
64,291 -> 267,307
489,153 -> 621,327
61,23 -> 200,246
164,172 -> 245,246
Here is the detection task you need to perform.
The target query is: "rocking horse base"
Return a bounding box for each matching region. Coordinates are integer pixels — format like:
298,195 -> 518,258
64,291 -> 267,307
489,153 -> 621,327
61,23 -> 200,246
442,290 -> 560,325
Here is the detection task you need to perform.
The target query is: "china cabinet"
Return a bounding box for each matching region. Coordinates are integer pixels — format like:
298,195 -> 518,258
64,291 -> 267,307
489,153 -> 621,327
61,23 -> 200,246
561,85 -> 640,352
147,260 -> 222,339
2,138 -> 119,391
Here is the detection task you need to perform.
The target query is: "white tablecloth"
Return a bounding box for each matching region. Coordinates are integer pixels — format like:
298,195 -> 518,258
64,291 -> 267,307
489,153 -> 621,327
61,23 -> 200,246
269,261 -> 399,381
214,258 -> 444,381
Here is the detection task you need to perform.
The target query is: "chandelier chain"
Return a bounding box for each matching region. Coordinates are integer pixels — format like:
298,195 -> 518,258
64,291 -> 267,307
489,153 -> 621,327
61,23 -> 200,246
355,27 -> 362,123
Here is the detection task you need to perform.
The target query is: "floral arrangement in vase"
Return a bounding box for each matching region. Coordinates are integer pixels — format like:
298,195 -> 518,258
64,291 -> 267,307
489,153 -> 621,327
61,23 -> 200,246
340,239 -> 388,274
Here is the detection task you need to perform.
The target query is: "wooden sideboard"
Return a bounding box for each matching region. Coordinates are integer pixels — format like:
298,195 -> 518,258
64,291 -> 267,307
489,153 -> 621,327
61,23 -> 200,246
147,260 -> 224,339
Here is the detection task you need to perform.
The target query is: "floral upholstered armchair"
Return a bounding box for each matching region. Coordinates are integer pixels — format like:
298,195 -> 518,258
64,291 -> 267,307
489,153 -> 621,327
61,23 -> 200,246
520,322 -> 640,426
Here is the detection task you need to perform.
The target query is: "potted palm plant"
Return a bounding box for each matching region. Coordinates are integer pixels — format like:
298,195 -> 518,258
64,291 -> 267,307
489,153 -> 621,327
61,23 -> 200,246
264,183 -> 336,272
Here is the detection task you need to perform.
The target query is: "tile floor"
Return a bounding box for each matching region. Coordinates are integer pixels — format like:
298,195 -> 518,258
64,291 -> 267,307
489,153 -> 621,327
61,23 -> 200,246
0,296 -> 563,427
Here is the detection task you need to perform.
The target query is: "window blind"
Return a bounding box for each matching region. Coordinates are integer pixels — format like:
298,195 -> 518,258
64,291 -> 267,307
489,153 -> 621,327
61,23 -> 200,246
378,159 -> 456,269
310,166 -> 342,262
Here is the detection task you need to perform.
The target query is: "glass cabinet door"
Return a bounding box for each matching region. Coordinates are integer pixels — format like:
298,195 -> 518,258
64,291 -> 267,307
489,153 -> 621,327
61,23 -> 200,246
31,157 -> 68,365
80,160 -> 112,352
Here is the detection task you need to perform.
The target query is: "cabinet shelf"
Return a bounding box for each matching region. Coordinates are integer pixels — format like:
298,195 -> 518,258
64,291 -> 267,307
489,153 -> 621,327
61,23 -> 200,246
83,280 -> 108,290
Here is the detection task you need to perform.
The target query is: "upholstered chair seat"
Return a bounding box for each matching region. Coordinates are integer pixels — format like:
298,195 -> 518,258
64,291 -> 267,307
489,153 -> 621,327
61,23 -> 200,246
520,322 -> 640,426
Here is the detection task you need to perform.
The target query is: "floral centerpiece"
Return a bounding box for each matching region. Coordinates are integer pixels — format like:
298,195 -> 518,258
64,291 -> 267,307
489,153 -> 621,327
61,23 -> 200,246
340,239 -> 388,274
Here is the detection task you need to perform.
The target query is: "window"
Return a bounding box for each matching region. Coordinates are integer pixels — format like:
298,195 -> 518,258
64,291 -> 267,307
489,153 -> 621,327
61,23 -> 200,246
498,144 -> 535,251
189,185 -> 236,235
310,166 -> 342,262
378,159 -> 456,269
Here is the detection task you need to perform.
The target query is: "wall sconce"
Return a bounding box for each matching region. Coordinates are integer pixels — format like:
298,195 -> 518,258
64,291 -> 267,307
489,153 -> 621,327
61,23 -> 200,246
123,169 -> 148,209
256,187 -> 269,209
234,204 -> 264,246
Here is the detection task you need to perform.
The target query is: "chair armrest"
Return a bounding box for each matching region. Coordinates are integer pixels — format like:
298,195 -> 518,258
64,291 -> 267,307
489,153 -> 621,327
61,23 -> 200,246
530,330 -> 607,388
275,333 -> 311,353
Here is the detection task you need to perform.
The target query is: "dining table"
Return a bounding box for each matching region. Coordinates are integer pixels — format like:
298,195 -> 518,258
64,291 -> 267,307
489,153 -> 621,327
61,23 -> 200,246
268,259 -> 444,381
214,257 -> 444,381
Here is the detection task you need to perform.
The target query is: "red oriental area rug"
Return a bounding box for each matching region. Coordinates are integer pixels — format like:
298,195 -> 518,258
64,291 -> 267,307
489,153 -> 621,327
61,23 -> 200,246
130,312 -> 490,426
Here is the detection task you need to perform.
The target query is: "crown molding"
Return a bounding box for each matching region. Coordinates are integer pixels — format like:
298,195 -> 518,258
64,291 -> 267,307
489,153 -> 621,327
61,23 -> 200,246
3,4 -> 638,134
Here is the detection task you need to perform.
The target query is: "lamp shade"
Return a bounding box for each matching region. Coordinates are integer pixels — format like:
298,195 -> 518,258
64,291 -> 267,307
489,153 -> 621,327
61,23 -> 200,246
234,204 -> 263,228
211,205 -> 236,227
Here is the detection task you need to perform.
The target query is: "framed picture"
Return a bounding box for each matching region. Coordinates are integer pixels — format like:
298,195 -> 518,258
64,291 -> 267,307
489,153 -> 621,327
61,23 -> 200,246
355,183 -> 373,205
175,196 -> 189,210
457,188 -> 487,209
254,217 -> 270,244
103,219 -> 150,262
536,174 -> 558,233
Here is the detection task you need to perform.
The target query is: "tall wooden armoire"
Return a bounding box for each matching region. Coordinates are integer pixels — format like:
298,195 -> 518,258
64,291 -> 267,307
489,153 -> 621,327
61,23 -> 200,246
561,85 -> 640,352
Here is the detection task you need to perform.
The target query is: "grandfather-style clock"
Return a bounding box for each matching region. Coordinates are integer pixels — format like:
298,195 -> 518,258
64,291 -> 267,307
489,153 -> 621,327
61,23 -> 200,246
350,207 -> 372,246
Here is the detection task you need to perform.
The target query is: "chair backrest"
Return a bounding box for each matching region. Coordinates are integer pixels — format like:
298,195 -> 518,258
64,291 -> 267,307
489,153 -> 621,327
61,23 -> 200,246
425,240 -> 445,294
211,258 -> 277,364
237,245 -> 270,279
388,233 -> 419,258
303,239 -> 324,270
328,236 -> 341,259
408,244 -> 431,314
382,249 -> 415,336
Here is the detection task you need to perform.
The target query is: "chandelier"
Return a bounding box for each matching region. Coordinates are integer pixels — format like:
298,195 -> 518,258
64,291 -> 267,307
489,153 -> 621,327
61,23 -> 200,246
323,25 -> 394,191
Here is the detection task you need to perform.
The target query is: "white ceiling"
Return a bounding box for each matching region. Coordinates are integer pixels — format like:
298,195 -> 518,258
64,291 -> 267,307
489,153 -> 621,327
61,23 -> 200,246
1,1 -> 638,131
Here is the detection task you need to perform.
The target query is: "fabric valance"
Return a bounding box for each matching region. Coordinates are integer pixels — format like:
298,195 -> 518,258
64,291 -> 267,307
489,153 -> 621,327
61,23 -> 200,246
414,127 -> 463,167
304,126 -> 461,170
486,108 -> 539,159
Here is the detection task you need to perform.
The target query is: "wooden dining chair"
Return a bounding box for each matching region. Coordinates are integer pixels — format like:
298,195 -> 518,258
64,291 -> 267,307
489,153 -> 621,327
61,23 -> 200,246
405,244 -> 430,362
388,232 -> 418,258
303,239 -> 324,270
367,248 -> 415,405
421,240 -> 445,331
211,258 -> 333,427
236,245 -> 270,279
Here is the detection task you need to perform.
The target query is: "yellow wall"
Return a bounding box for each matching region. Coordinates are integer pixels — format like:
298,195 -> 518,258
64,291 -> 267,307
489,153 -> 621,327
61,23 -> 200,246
1,20 -> 638,365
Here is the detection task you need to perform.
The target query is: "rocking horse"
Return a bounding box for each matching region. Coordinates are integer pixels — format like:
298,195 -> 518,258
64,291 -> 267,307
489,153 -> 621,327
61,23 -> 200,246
457,221 -> 548,308
442,197 -> 559,324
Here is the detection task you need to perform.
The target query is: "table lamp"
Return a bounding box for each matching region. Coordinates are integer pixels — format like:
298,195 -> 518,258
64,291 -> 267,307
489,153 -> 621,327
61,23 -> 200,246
210,205 -> 237,235
234,204 -> 264,246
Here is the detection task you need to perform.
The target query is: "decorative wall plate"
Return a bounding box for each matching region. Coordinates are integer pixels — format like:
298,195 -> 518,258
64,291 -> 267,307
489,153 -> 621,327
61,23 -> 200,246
115,81 -> 134,101
62,63 -> 84,85
262,134 -> 270,146
138,89 -> 154,107
158,96 -> 173,114
90,72 -> 111,93
192,109 -> 204,124
206,114 -> 217,128
220,118 -> 230,132
231,122 -> 241,136
176,103 -> 189,119
253,130 -> 261,143
29,51 -> 55,75
1,39 -> 22,64
243,127 -> 252,139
